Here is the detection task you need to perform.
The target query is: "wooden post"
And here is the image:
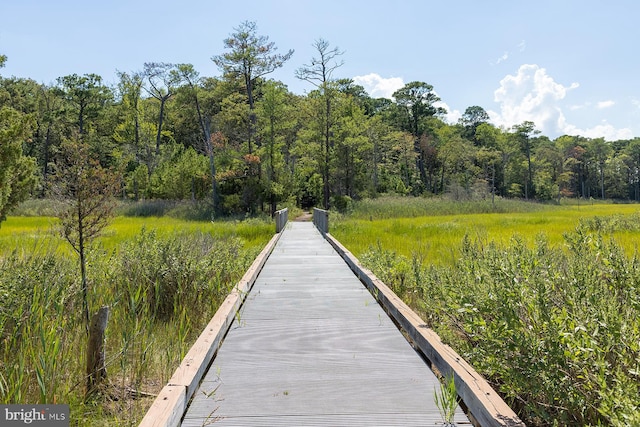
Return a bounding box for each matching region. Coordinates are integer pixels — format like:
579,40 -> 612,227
275,208 -> 288,233
312,208 -> 328,234
86,306 -> 109,396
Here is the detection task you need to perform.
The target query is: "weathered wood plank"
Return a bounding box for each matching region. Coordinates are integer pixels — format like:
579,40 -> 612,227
138,385 -> 186,427
181,222 -> 471,426
324,232 -> 526,427
138,231 -> 282,427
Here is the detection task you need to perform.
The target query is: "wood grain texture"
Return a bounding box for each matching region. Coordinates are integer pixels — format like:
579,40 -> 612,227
181,222 -> 471,426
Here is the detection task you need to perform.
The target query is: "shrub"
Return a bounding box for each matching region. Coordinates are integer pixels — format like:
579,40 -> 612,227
360,225 -> 640,426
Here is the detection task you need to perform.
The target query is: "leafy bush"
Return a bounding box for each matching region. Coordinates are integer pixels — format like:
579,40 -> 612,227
361,225 -> 640,426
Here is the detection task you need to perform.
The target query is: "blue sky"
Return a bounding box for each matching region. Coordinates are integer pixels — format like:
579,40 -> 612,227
1,0 -> 638,141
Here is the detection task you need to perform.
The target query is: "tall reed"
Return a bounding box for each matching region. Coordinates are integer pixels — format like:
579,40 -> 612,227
0,217 -> 271,425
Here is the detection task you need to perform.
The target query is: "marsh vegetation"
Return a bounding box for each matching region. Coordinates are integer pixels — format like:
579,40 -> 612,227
333,197 -> 640,426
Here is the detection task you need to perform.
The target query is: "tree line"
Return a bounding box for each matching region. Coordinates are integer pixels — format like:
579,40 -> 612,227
2,21 -> 640,220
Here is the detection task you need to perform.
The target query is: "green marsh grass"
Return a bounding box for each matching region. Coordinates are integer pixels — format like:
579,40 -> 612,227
334,197 -> 640,426
0,211 -> 273,425
332,199 -> 640,265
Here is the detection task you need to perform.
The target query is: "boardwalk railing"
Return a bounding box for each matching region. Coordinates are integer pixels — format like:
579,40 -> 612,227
138,231 -> 283,427
324,233 -> 525,427
312,207 -> 328,234
139,213 -> 525,427
274,208 -> 288,233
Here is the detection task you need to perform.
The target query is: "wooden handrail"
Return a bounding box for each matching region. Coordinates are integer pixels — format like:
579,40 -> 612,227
323,233 -> 526,427
312,208 -> 328,234
138,231 -> 283,427
275,208 -> 288,233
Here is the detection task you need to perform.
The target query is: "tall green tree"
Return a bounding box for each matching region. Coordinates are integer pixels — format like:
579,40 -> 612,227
115,70 -> 144,156
333,94 -> 373,200
0,106 -> 38,224
511,121 -> 539,199
586,137 -> 612,199
213,21 -> 294,155
459,105 -> 490,143
392,82 -> 446,189
56,73 -> 112,135
173,64 -> 221,214
296,38 -> 344,209
623,138 -> 640,200
257,80 -> 294,215
143,62 -> 180,155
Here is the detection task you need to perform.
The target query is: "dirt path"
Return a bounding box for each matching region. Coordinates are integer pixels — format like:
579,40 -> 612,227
293,211 -> 312,221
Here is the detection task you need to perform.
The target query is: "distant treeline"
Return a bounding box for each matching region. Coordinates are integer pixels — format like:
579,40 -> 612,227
2,22 -> 640,219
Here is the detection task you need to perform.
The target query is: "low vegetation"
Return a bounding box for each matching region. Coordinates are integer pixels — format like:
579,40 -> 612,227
0,205 -> 273,425
333,197 -> 640,426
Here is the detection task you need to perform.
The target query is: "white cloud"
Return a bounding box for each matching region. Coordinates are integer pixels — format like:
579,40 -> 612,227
517,40 -> 526,52
488,64 -> 579,135
597,100 -> 615,109
488,64 -> 633,140
435,99 -> 462,124
353,73 -> 404,99
495,52 -> 509,65
563,121 -> 633,141
491,40 -> 526,65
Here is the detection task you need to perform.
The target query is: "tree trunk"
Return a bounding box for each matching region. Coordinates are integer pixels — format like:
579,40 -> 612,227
155,97 -> 167,155
86,306 -> 109,397
77,207 -> 90,335
323,95 -> 331,210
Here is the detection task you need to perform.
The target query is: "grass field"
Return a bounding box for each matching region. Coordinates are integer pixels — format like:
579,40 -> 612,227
332,197 -> 640,426
0,210 -> 274,425
332,200 -> 640,265
0,215 -> 273,253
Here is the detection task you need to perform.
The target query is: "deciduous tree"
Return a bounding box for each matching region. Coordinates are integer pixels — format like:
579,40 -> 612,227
52,136 -> 120,332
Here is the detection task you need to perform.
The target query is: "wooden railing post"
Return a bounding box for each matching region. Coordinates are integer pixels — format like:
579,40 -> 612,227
275,208 -> 288,233
312,208 -> 328,234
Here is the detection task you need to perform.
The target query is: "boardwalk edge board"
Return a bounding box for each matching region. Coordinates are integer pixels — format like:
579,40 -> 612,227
138,231 -> 284,427
323,232 -> 526,427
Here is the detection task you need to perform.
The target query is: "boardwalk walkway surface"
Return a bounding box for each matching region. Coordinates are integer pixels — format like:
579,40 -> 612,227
181,221 -> 470,426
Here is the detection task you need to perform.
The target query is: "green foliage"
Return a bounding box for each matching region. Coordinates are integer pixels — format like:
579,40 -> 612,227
0,106 -> 38,224
434,373 -> 458,426
118,228 -> 245,320
0,245 -> 78,404
359,223 -> 640,426
0,216 -> 271,424
149,144 -> 210,200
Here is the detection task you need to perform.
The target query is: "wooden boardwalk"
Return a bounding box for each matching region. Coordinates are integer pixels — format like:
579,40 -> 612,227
181,221 -> 470,426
